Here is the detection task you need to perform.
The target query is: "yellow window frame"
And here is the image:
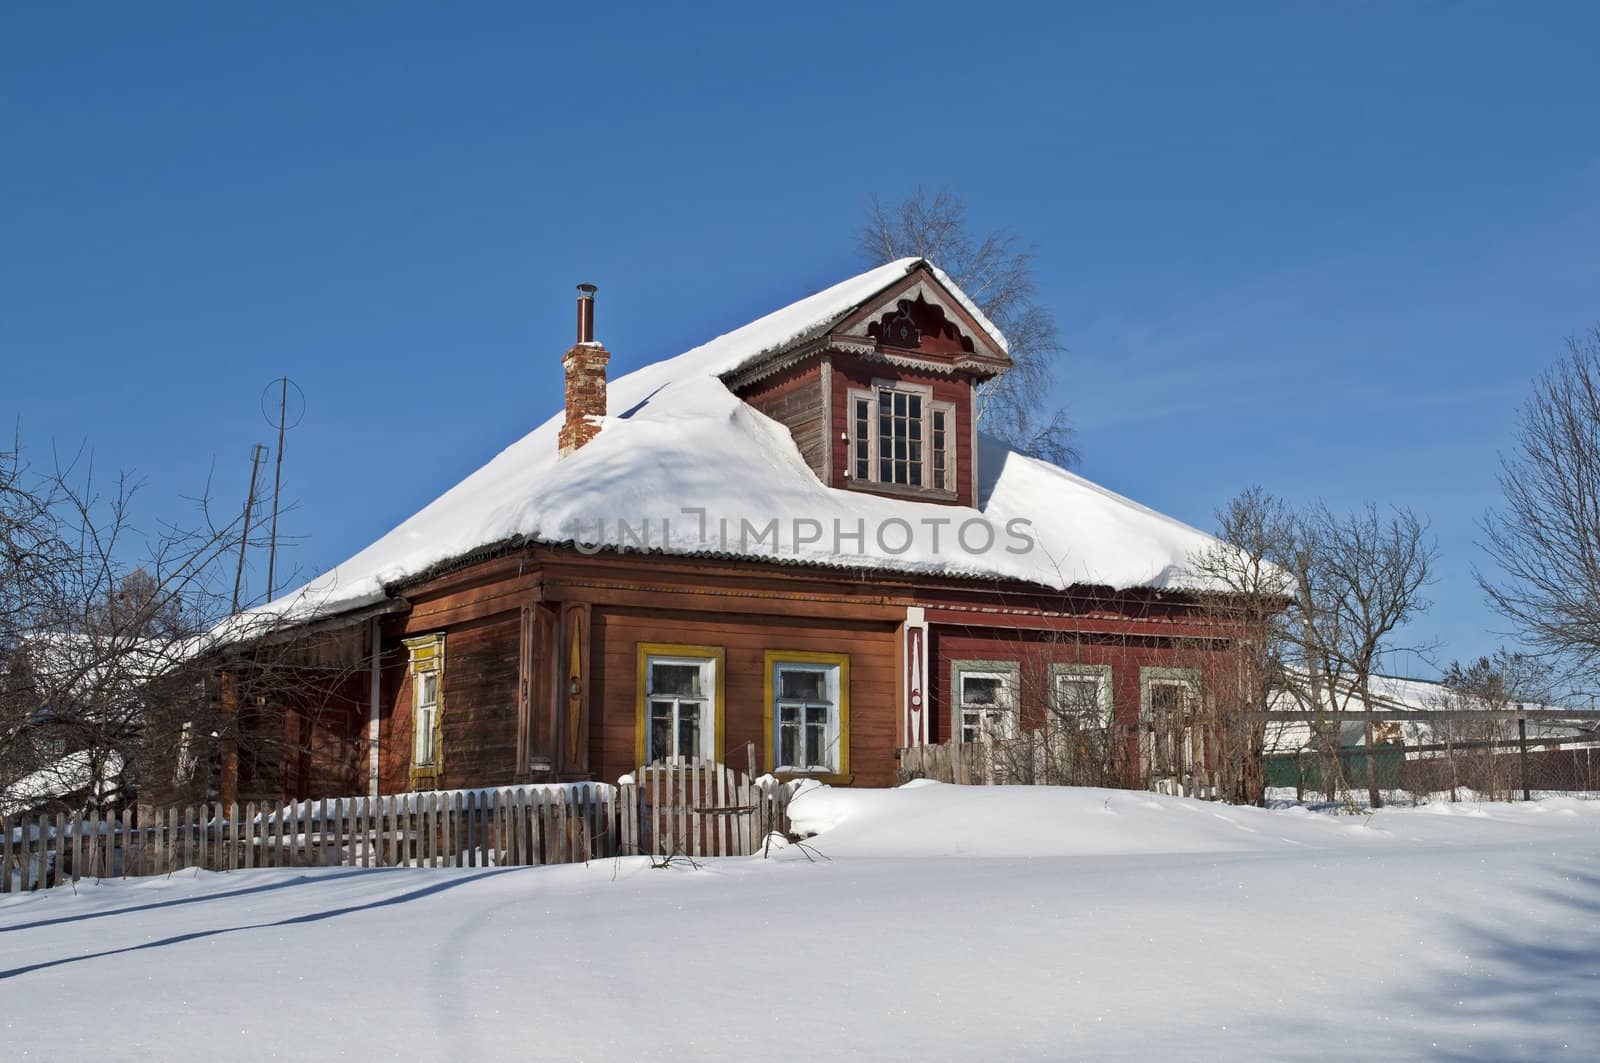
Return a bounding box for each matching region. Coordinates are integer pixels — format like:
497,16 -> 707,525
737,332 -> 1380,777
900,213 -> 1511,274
763,649 -> 851,784
404,633 -> 445,786
635,642 -> 727,767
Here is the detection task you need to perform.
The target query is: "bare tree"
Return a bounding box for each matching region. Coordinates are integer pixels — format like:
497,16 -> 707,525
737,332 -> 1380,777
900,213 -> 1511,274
1312,503 -> 1435,807
1188,487 -> 1297,804
1,438 -> 366,819
1413,652 -> 1544,802
859,187 -> 1076,466
1189,489 -> 1435,808
1479,326 -> 1600,687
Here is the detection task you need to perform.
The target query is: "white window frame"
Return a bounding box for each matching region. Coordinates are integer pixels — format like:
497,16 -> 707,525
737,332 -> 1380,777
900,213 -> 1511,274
413,668 -> 440,766
643,653 -> 718,763
1140,667 -> 1200,781
771,660 -> 842,774
1144,677 -> 1193,728
1052,665 -> 1113,731
845,381 -> 953,495
929,399 -> 956,493
952,660 -> 1019,744
404,633 -> 445,779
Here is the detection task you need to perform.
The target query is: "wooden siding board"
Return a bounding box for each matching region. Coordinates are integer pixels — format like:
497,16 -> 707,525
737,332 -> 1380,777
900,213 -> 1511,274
593,608 -> 900,787
738,358 -> 827,481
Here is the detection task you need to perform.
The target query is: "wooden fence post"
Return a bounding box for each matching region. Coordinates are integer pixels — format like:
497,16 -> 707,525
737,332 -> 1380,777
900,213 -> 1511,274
533,789 -> 549,866
352,797 -> 365,869
70,810 -> 85,884
85,809 -> 99,880
1518,714 -> 1532,801
49,812 -> 63,887
119,807 -> 132,878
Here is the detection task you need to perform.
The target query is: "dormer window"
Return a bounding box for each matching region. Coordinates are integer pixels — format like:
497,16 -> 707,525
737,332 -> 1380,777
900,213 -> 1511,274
847,382 -> 956,495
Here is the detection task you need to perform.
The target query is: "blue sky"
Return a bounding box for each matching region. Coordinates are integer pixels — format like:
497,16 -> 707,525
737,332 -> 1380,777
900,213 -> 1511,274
5,2 -> 1597,676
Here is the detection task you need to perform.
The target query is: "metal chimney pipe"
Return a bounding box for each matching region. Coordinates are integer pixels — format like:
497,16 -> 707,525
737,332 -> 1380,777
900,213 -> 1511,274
576,283 -> 597,343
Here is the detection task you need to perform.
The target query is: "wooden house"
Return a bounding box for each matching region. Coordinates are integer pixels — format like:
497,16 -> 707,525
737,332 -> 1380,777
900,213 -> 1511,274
193,259 -> 1241,808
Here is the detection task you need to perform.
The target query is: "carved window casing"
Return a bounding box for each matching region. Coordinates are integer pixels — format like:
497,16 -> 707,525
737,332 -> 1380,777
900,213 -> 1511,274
405,633 -> 445,785
764,650 -> 851,781
846,381 -> 956,496
635,643 -> 725,765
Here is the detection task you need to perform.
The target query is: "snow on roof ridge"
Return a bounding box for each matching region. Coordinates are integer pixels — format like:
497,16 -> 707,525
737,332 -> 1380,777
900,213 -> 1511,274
985,442 -> 1222,545
240,259 -> 1226,630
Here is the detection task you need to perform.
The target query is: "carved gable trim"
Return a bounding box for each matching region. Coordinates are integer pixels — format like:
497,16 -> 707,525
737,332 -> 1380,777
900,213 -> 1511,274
832,269 -> 1010,371
866,292 -> 974,354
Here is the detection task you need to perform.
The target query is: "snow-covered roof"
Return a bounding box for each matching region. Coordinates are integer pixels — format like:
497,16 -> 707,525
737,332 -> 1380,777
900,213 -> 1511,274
1272,673 -> 1590,717
252,259 -> 1231,627
1,749 -> 124,816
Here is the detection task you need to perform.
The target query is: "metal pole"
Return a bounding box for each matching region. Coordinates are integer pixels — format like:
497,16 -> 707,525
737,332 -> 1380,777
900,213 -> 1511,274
231,444 -> 267,614
1518,712 -> 1531,801
266,376 -> 287,600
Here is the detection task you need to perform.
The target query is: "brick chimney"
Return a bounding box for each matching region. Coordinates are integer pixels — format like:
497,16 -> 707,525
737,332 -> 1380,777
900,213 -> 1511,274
558,283 -> 608,457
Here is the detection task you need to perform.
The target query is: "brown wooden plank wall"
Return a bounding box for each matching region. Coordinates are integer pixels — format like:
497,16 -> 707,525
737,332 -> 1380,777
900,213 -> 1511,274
591,607 -> 901,786
435,611 -> 521,790
738,358 -> 827,479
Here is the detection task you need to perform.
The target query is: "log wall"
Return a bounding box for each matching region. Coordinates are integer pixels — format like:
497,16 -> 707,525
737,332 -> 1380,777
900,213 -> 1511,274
591,606 -> 901,786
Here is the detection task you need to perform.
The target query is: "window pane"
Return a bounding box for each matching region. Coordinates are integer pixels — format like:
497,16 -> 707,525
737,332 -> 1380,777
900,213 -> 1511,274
418,672 -> 438,706
678,703 -> 701,759
651,663 -> 702,697
894,392 -> 907,416
1059,678 -> 1098,708
650,700 -> 674,759
961,675 -> 1003,706
961,710 -> 982,744
416,706 -> 435,762
780,668 -> 825,701
854,399 -> 870,479
804,719 -> 826,768
778,718 -> 799,765
879,391 -> 891,412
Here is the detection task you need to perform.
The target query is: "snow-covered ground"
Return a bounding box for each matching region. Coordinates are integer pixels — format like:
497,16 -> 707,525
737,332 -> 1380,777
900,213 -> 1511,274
3,783 -> 1596,1061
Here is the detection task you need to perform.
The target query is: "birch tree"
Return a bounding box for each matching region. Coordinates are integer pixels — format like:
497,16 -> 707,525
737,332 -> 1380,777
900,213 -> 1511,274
1480,326 -> 1600,686
859,187 -> 1076,466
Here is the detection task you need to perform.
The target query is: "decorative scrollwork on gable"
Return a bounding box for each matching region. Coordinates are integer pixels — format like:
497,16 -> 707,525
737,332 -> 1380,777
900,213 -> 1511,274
866,294 -> 975,355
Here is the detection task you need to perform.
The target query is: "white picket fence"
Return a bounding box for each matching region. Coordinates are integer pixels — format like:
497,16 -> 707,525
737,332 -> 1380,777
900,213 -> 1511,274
1,761 -> 793,892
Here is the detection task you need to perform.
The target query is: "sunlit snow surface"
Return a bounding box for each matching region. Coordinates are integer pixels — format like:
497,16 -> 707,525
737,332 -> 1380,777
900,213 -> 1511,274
4,783 -> 1597,1061
243,260 -> 1232,631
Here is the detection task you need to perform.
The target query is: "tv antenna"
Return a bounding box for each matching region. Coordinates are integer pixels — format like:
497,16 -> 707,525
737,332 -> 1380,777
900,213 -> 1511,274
231,443 -> 268,614
260,376 -> 306,601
